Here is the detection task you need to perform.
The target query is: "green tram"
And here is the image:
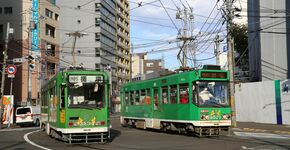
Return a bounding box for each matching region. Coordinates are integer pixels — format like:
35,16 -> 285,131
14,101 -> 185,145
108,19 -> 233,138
120,67 -> 231,136
41,69 -> 110,143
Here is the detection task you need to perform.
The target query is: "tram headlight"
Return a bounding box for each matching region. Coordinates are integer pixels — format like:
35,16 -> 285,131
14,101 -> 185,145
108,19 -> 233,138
200,115 -> 209,120
222,114 -> 231,120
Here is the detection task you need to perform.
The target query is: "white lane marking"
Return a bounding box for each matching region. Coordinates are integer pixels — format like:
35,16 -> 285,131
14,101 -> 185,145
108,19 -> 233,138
0,127 -> 40,132
24,129 -> 52,150
234,132 -> 290,139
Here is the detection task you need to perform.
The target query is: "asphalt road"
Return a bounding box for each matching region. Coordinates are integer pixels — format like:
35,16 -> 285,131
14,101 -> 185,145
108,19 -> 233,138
1,115 -> 290,150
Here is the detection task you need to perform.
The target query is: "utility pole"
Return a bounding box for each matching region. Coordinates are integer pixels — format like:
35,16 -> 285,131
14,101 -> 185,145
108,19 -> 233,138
0,22 -> 11,129
214,35 -> 223,66
225,0 -> 236,127
176,7 -> 195,69
66,32 -> 88,67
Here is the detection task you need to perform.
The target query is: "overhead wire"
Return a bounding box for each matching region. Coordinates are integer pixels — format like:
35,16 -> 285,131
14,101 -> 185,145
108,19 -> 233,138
159,0 -> 179,32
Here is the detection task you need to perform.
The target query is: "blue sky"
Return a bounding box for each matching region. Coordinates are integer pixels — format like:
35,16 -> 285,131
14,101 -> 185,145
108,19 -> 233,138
129,0 -> 247,70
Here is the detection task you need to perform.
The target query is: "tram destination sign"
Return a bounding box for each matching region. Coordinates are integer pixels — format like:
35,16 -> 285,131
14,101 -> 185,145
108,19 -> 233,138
200,72 -> 227,79
69,75 -> 103,83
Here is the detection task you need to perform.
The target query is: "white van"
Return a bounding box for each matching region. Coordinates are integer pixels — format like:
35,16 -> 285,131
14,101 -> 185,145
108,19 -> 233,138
15,106 -> 40,127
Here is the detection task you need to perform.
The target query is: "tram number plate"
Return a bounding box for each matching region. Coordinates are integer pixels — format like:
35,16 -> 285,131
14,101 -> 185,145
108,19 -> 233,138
83,129 -> 91,132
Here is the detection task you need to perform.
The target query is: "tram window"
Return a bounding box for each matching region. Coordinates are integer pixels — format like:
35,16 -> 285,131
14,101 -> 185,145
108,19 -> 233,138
125,92 -> 129,105
130,91 -> 134,105
179,84 -> 189,104
192,84 -> 198,104
170,85 -> 177,104
140,89 -> 146,105
60,85 -> 65,109
67,81 -> 105,108
153,88 -> 158,109
146,89 -> 151,105
162,87 -> 168,104
135,90 -> 140,105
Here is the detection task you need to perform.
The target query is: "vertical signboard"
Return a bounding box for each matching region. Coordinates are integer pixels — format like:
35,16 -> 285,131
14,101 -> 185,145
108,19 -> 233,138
32,0 -> 39,51
2,95 -> 14,125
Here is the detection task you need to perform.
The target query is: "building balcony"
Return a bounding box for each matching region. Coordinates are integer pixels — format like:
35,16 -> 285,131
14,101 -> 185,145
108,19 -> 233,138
117,50 -> 130,60
117,30 -> 130,41
117,20 -> 130,32
116,72 -> 129,79
117,61 -> 130,70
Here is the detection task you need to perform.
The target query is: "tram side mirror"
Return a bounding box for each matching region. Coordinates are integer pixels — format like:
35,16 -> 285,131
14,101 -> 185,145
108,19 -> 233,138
94,83 -> 99,92
73,82 -> 83,88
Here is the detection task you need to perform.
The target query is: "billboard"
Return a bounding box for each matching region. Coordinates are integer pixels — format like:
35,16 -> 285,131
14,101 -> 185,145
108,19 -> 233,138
2,95 -> 14,125
32,0 -> 39,51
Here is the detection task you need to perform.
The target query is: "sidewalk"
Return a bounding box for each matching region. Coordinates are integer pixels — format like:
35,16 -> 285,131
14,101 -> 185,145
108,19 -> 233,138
233,122 -> 290,135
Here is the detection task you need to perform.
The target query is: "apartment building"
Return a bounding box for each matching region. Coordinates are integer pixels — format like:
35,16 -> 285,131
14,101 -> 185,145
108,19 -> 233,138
0,0 -> 59,105
58,0 -> 130,93
116,0 -> 130,88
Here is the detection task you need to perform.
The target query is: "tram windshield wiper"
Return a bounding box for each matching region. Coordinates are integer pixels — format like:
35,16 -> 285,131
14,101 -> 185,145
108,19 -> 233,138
202,100 -> 226,108
69,104 -> 95,110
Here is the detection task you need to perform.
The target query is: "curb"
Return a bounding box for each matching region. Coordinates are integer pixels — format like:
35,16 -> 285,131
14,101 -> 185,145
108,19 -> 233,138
232,127 -> 290,135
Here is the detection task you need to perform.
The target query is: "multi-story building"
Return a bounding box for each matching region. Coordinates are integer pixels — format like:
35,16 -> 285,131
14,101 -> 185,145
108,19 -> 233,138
132,53 -> 147,79
0,0 -> 59,105
131,53 -> 170,81
144,59 -> 164,74
58,0 -> 130,92
248,0 -> 290,81
116,0 -> 130,88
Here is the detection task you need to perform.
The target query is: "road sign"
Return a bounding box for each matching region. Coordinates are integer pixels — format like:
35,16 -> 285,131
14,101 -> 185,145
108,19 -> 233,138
13,57 -> 25,63
6,65 -> 17,75
7,74 -> 15,78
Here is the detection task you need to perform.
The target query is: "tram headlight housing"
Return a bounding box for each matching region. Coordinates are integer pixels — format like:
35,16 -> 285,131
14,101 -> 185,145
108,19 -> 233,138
200,114 -> 209,120
222,114 -> 231,120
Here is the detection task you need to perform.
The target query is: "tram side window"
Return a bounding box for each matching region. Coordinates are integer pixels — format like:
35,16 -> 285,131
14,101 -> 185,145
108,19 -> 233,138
125,92 -> 129,105
146,89 -> 151,105
179,84 -> 189,104
135,90 -> 140,105
60,85 -> 65,109
153,88 -> 158,109
130,91 -> 134,105
192,84 -> 198,104
162,87 -> 168,104
170,85 -> 177,104
140,89 -> 146,105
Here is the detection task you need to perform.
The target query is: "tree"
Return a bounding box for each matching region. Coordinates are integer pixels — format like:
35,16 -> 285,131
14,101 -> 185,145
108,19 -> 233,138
230,23 -> 248,70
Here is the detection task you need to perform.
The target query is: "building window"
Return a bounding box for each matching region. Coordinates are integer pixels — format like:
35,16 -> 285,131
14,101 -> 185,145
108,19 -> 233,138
45,24 -> 55,38
159,62 -> 162,67
77,20 -> 81,24
146,62 -> 154,67
55,13 -> 59,21
95,3 -> 101,11
45,8 -> 53,18
95,18 -> 101,26
95,64 -> 100,70
146,70 -> 153,74
4,7 -> 12,14
95,48 -> 101,57
47,63 -> 56,76
95,33 -> 100,41
46,43 -> 55,56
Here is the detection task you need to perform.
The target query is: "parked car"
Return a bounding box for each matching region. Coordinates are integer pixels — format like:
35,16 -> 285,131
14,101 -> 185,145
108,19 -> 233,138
15,106 -> 40,127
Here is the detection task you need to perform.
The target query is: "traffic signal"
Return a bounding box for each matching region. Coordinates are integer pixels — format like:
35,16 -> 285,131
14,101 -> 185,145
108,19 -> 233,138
28,55 -> 35,70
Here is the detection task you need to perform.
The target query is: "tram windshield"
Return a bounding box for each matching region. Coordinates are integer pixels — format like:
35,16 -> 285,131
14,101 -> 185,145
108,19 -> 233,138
197,81 -> 229,107
67,76 -> 105,109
